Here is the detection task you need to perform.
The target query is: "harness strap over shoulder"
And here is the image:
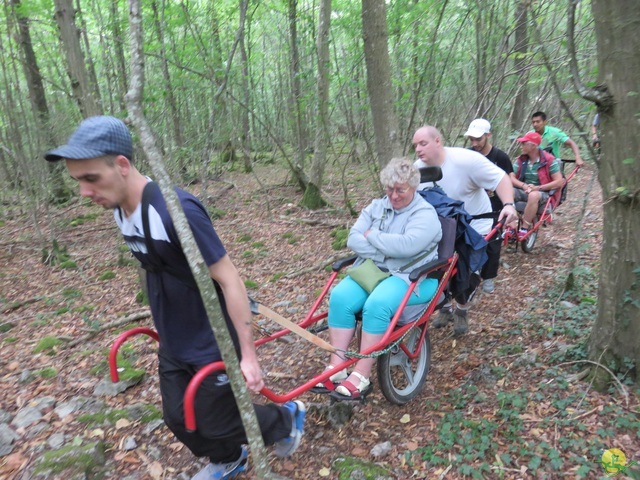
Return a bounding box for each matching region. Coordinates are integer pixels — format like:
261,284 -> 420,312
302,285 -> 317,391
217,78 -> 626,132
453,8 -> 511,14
140,181 -> 198,289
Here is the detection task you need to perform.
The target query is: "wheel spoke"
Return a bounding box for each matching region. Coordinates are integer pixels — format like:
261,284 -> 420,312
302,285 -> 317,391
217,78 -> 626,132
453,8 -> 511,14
398,361 -> 415,384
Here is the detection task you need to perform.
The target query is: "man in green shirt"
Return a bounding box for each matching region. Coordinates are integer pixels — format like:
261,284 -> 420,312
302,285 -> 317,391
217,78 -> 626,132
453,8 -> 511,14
530,111 -> 584,167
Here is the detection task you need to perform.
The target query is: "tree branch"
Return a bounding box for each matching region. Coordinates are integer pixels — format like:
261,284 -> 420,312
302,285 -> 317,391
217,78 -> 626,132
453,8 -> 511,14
125,2 -> 281,478
63,310 -> 151,348
566,0 -> 610,106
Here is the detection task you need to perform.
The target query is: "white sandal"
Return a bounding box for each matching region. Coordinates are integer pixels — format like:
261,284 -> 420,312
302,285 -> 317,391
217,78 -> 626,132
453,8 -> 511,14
334,371 -> 372,398
311,365 -> 348,392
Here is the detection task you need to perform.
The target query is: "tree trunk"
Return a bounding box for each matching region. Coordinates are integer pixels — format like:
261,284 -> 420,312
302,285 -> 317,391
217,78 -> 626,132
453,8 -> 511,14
125,1 -> 282,478
511,0 -> 530,132
11,0 -> 71,203
301,0 -> 330,209
586,0 -> 640,389
151,0 -> 184,172
53,0 -> 101,117
361,0 -> 402,168
74,0 -> 102,112
287,0 -> 307,171
110,0 -> 128,112
239,0 -> 252,173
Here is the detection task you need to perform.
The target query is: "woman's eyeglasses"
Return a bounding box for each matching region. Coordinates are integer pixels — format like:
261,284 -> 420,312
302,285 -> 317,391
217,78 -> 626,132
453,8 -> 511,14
386,187 -> 410,195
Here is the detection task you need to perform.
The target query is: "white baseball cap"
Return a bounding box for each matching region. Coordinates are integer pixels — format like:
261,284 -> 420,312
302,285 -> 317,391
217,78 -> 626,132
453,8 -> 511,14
464,118 -> 491,138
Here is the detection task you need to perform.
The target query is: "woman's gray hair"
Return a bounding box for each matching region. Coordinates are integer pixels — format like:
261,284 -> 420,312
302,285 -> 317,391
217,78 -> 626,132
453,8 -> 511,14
380,157 -> 420,189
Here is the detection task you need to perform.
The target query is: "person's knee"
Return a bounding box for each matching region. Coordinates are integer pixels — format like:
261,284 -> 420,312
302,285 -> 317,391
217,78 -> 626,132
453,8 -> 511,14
362,298 -> 393,334
529,191 -> 542,201
162,402 -> 184,433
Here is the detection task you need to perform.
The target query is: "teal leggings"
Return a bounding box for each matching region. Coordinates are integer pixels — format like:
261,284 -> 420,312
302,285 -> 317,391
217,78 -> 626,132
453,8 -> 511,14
328,275 -> 438,334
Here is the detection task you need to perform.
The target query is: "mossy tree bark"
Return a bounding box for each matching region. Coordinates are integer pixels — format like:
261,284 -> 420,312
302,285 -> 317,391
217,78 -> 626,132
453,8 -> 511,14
361,0 -> 402,168
301,0 -> 330,210
583,0 -> 640,388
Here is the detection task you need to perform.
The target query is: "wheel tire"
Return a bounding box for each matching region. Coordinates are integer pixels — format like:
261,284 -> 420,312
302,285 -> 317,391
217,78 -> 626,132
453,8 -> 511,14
377,328 -> 431,405
521,229 -> 538,253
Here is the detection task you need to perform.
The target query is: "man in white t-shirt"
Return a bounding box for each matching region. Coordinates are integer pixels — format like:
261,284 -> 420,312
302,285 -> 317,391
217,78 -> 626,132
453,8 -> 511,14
412,125 -> 517,335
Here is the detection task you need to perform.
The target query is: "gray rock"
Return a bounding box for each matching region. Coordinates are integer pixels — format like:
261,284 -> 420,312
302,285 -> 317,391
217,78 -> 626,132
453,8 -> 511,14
464,365 -> 497,386
0,423 -> 19,456
35,441 -> 106,478
11,406 -> 43,429
296,295 -> 308,303
124,403 -> 149,421
285,307 -> 299,315
147,445 -> 162,460
0,409 -> 11,423
19,370 -> 34,383
142,419 -> 165,435
122,436 -> 137,451
26,422 -> 49,439
273,300 -> 292,308
55,397 -> 91,420
514,351 -> 538,367
35,397 -> 57,411
561,300 -> 577,309
370,441 -> 392,458
47,432 -> 66,449
327,402 -> 353,428
93,375 -> 144,396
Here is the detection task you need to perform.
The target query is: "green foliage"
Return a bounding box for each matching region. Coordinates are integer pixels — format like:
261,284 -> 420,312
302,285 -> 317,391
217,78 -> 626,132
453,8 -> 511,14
135,290 -> 148,305
68,213 -> 98,227
244,279 -> 258,289
4,337 -> 18,344
36,367 -> 58,378
207,206 -> 226,219
117,248 -> 136,267
0,322 -> 15,333
35,441 -> 106,476
270,272 -> 285,282
33,336 -> 63,354
333,456 -> 394,480
77,409 -> 129,426
282,232 -> 301,245
42,240 -> 75,268
98,270 -> 116,281
330,227 -> 349,250
238,234 -> 252,242
62,288 -> 82,298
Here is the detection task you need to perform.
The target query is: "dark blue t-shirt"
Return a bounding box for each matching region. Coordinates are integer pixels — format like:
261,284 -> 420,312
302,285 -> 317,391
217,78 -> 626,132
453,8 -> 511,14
115,183 -> 235,365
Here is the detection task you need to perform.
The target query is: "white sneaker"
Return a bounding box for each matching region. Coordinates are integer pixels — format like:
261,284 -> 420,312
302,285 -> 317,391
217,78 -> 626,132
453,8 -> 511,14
191,446 -> 247,479
482,279 -> 495,294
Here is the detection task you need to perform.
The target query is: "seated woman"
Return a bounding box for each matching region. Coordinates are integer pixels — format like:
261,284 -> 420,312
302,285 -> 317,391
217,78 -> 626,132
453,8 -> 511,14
321,157 -> 442,400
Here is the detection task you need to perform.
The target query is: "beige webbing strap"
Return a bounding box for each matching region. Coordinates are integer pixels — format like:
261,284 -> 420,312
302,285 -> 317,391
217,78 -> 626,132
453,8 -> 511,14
256,303 -> 337,353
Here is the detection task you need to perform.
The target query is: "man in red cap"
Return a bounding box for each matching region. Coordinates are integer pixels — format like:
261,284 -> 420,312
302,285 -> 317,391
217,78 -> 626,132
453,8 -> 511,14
509,131 -> 564,237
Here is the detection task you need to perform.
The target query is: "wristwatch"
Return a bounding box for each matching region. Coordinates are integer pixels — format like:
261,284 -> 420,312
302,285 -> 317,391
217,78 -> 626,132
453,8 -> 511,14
503,203 -> 515,207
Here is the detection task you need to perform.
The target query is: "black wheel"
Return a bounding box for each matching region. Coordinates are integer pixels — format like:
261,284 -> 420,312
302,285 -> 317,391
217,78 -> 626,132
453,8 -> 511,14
377,328 -> 430,405
520,217 -> 538,253
521,229 -> 538,252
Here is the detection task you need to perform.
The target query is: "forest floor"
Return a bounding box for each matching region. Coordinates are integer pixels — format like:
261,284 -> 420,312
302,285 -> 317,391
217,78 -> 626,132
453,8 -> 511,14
1,158 -> 639,480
